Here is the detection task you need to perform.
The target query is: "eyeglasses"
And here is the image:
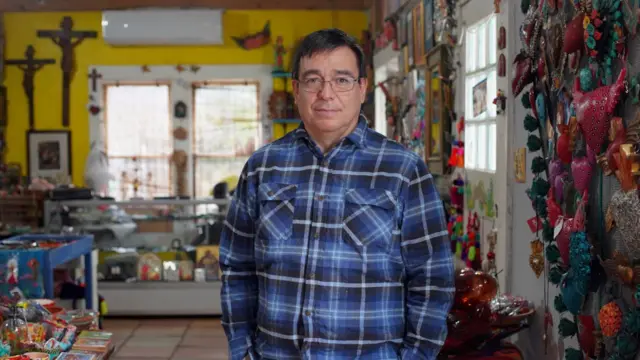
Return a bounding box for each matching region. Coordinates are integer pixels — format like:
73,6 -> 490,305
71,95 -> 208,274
297,76 -> 359,93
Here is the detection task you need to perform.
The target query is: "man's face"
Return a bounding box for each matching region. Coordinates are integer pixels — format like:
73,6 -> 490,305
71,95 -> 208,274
293,46 -> 367,135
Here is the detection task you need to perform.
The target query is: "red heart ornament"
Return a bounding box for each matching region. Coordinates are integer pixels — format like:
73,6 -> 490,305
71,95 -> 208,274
573,68 -> 627,153
564,15 -> 586,54
578,315 -> 596,358
556,217 -> 574,265
512,53 -> 534,96
557,125 -> 573,164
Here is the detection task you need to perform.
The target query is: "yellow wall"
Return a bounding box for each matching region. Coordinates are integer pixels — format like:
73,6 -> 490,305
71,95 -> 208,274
3,10 -> 367,185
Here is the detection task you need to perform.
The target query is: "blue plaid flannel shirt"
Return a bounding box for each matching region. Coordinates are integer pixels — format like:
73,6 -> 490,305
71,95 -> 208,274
220,117 -> 455,360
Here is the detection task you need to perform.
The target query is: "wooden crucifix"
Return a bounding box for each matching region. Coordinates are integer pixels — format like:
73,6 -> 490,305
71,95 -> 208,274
88,68 -> 102,92
5,45 -> 56,129
37,16 -> 97,127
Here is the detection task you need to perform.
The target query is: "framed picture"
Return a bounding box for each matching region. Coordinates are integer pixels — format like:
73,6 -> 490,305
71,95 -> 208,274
424,44 -> 452,175
0,86 -> 6,126
406,11 -> 414,68
424,0 -> 435,53
26,130 -> 71,181
413,1 -> 426,66
472,78 -> 488,117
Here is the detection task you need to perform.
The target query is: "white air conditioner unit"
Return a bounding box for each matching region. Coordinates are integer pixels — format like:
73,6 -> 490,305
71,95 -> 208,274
102,9 -> 224,46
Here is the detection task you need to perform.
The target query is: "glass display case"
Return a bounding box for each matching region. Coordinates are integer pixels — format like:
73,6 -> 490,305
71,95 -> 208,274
43,198 -> 229,316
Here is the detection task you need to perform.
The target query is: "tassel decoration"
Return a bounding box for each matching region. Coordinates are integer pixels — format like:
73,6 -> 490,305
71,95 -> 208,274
546,244 -> 561,263
524,114 -> 539,131
554,294 -> 567,313
550,265 -> 565,285
527,134 -> 544,152
531,178 -> 550,196
559,317 -> 578,337
565,348 -> 584,360
531,156 -> 547,174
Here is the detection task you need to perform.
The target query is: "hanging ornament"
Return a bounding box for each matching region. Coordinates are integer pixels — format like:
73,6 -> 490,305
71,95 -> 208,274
570,136 -> 594,194
598,117 -> 626,176
176,64 -> 185,72
493,89 -> 507,114
190,65 -> 201,73
599,302 -> 623,337
529,238 -> 545,278
573,67 -> 626,153
557,124 -> 573,164
141,65 -> 150,73
87,104 -> 101,115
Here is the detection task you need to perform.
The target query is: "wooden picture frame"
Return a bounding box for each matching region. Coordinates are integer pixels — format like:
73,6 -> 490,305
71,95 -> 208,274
397,14 -> 407,46
0,86 -> 6,127
403,46 -> 410,74
413,1 -> 426,66
424,44 -> 452,175
26,130 -> 72,181
424,0 -> 435,53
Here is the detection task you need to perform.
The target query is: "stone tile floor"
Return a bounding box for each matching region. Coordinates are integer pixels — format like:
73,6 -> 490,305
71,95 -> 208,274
105,317 -> 228,359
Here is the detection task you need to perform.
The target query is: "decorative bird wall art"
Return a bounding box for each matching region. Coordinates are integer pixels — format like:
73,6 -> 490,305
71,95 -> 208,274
232,21 -> 271,50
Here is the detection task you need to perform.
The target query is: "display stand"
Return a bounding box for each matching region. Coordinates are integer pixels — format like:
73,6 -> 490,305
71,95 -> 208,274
0,234 -> 96,310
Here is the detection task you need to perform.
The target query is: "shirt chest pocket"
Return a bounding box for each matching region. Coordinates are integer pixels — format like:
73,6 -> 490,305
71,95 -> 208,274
257,183 -> 297,246
342,188 -> 397,254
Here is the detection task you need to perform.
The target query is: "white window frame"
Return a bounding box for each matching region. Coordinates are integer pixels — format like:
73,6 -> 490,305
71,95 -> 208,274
463,14 -> 497,173
88,65 -> 273,196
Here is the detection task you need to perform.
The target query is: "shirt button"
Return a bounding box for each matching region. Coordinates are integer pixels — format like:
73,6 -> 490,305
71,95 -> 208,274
309,273 -> 316,280
313,232 -> 320,239
267,191 -> 274,196
305,310 -> 312,316
316,195 -> 325,201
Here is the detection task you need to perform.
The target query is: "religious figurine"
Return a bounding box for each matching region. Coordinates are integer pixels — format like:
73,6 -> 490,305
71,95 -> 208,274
37,16 -> 97,126
273,36 -> 287,73
5,45 -> 55,129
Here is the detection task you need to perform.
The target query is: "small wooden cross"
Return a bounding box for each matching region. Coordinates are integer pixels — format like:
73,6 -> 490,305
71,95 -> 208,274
5,45 -> 56,129
88,68 -> 102,92
494,0 -> 501,13
37,16 -> 97,127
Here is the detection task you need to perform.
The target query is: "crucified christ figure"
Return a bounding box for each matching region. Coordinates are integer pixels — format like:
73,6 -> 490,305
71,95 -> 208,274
37,16 -> 97,126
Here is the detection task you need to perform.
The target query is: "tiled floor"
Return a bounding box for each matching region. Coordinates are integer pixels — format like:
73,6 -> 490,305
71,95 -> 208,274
104,317 -> 228,359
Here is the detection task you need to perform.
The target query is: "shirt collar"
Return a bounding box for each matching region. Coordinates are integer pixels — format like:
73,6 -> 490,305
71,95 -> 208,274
293,114 -> 368,149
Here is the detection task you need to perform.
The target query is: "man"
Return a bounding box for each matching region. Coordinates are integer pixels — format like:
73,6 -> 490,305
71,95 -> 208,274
220,28 -> 454,360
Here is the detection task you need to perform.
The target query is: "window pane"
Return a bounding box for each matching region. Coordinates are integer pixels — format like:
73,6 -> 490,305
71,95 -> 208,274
465,124 -> 477,169
107,157 -> 172,200
487,69 -> 497,117
477,22 -> 486,69
477,124 -> 488,170
488,122 -> 497,172
106,85 -> 172,157
466,27 -> 476,72
488,16 -> 497,65
194,157 -> 248,198
194,84 -> 259,156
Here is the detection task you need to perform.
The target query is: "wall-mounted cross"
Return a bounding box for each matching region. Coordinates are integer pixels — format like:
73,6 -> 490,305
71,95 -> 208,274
88,68 -> 102,92
5,45 -> 56,129
37,16 -> 97,127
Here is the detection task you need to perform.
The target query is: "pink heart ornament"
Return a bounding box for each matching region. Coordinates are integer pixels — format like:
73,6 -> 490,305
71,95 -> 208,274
571,156 -> 593,193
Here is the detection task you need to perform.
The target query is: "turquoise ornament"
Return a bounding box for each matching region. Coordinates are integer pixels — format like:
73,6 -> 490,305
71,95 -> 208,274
535,93 -> 546,125
579,68 -> 594,92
